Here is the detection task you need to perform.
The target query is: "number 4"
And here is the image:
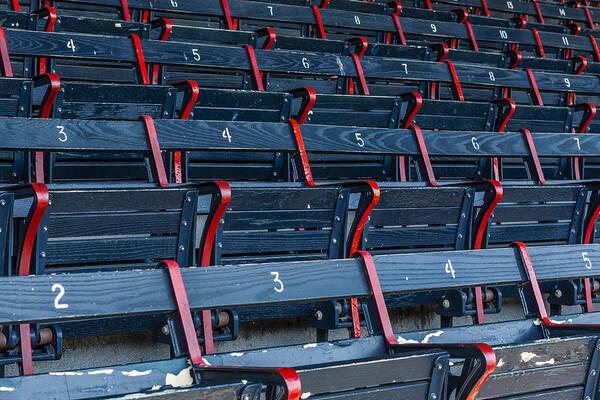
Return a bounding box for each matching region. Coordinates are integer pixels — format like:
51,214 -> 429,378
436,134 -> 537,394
445,260 -> 456,278
222,127 -> 232,143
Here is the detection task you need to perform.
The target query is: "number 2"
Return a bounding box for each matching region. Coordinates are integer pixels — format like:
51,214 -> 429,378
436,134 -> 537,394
270,272 -> 284,293
52,283 -> 69,309
445,260 -> 456,279
583,252 -> 592,269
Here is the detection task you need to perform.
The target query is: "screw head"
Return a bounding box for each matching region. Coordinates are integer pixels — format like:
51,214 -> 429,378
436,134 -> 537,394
436,363 -> 443,370
161,325 -> 170,335
458,234 -> 463,239
40,252 -> 46,258
178,245 -> 185,251
186,196 -> 192,202
442,299 -> 450,309
0,200 -> 5,206
591,369 -> 596,376
182,221 -> 188,227
332,238 -> 337,244
335,216 -> 341,221
314,310 -> 323,320
554,289 -> 563,298
430,394 -> 437,400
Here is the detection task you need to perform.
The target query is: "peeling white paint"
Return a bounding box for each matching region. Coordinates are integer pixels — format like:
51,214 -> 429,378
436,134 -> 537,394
202,357 -> 211,366
88,369 -> 114,375
496,359 -> 505,368
303,343 -> 317,349
122,370 -> 152,377
229,352 -> 245,356
396,336 -> 419,344
49,371 -> 84,376
0,387 -> 14,392
301,392 -> 312,399
520,352 -> 537,362
151,385 -> 162,391
262,350 -> 268,353
535,358 -> 555,366
165,367 -> 194,388
533,319 -> 541,326
422,331 -> 444,343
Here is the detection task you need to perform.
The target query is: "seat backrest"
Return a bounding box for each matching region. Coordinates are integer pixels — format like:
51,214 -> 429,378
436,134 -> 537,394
26,185 -> 198,274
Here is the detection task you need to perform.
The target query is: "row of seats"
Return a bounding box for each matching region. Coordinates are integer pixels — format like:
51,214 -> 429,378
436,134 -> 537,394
0,0 -> 598,399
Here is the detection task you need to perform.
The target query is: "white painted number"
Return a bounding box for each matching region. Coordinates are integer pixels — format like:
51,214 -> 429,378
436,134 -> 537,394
431,23 -> 437,33
52,283 -> 69,309
302,57 -> 310,69
445,260 -> 456,279
506,1 -> 514,9
56,125 -> 67,142
402,63 -> 408,74
192,49 -> 201,61
574,137 -> 581,150
564,77 -> 571,88
354,15 -> 361,24
67,39 -> 75,52
562,36 -> 569,46
489,71 -> 495,81
471,137 -> 480,150
355,132 -> 365,147
222,127 -> 232,143
583,252 -> 592,269
267,5 -> 273,15
270,272 -> 284,293
499,30 -> 508,39
170,0 -> 178,7
559,8 -> 566,16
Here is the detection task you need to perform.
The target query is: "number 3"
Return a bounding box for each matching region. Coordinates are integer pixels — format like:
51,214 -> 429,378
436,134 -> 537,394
583,252 -> 592,269
270,272 -> 284,293
52,283 -> 69,309
57,125 -> 67,142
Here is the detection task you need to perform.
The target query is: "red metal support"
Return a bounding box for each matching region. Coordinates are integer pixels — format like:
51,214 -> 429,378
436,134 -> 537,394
289,87 -> 316,124
410,124 -> 437,186
350,53 -> 369,95
348,37 -> 369,95
480,0 -> 490,16
10,0 -> 19,11
140,115 -> 168,187
590,35 -> 600,61
446,61 -> 465,101
520,128 -> 546,184
244,45 -> 265,91
530,29 -> 546,58
17,184 -> 49,375
129,34 -> 149,85
36,7 -> 57,75
168,80 -> 199,183
0,27 -> 12,77
33,73 -> 60,183
390,2 -> 407,45
464,22 -> 479,51
120,0 -> 131,21
257,27 -> 276,50
220,0 -> 235,30
532,0 -> 545,23
525,68 -> 543,105
311,5 -> 326,39
151,18 -> 172,84
352,251 -> 496,400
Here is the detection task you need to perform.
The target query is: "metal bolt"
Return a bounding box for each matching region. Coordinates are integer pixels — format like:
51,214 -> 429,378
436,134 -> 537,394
283,98 -> 288,103
40,252 -> 46,258
167,92 -> 172,96
0,200 -> 5,206
57,108 -> 62,113
217,243 -> 222,248
364,238 -> 368,243
161,325 -> 170,336
436,363 -> 443,370
339,194 -> 344,199
458,234 -> 463,239
19,106 -> 24,111
430,394 -> 437,400
442,299 -> 450,309
182,221 -> 188,227
241,395 -> 250,400
596,343 -> 600,350
585,396 -> 591,400
576,210 -> 580,215
466,193 -> 471,198
220,219 -> 225,224
591,369 -> 596,376
314,310 -> 323,320
335,216 -> 341,221
554,289 -> 562,298
461,213 -> 466,219
43,226 -> 48,232
186,196 -> 192,202
571,229 -> 576,234
178,245 -> 185,251
332,238 -> 337,244
272,171 -> 278,177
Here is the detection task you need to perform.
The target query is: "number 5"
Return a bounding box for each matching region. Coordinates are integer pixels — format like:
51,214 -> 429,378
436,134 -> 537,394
583,252 -> 592,269
355,132 -> 365,147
